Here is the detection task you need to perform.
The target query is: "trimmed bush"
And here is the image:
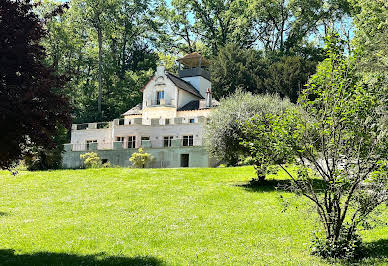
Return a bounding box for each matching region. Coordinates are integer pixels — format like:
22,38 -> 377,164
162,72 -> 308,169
80,152 -> 102,168
129,148 -> 152,168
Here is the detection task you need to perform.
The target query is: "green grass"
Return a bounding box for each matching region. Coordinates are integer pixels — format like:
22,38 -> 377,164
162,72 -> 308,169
0,167 -> 386,265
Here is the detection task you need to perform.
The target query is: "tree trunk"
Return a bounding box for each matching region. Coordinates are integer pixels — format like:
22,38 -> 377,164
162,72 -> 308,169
97,25 -> 103,114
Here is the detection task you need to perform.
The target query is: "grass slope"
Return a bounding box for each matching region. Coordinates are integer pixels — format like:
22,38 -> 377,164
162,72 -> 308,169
0,167 -> 386,265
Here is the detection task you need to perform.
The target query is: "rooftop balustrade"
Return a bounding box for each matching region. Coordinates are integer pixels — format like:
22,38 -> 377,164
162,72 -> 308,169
65,137 -> 204,152
72,116 -> 207,130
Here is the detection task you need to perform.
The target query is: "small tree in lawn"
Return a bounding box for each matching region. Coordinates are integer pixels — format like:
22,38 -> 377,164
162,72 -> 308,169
241,34 -> 388,259
129,148 -> 152,168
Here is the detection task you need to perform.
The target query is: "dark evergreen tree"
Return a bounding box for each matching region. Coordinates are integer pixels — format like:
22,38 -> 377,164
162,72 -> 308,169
0,0 -> 71,170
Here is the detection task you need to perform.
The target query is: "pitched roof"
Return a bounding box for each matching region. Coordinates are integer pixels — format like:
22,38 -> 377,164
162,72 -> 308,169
166,72 -> 204,99
122,103 -> 142,116
178,99 -> 220,111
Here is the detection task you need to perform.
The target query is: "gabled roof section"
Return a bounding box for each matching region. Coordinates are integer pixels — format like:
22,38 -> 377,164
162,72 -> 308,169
178,99 -> 220,111
122,103 -> 142,116
166,72 -> 204,99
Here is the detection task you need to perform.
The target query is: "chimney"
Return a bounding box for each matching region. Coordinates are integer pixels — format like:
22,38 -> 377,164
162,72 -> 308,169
206,88 -> 212,108
156,66 -> 165,77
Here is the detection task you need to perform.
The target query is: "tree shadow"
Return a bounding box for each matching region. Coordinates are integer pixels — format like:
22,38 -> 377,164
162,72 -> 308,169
237,178 -> 327,193
0,249 -> 164,266
363,239 -> 388,259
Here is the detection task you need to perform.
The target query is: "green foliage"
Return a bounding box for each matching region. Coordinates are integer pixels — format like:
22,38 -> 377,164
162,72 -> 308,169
80,152 -> 102,168
39,0 -> 158,123
240,106 -> 306,182
23,125 -> 69,171
210,44 -> 268,99
205,90 -> 297,167
211,44 -> 318,102
311,229 -> 364,260
129,148 -> 153,168
157,0 -> 351,55
238,34 -> 387,259
351,0 -> 388,72
264,56 -> 318,103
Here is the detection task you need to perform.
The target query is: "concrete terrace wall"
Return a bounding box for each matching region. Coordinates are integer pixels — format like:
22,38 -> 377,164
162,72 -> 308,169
62,146 -> 215,169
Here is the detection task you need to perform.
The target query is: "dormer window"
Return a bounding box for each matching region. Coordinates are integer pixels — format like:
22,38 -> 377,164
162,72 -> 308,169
156,91 -> 164,105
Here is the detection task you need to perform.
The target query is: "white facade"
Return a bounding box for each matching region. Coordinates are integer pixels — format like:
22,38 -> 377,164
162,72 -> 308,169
65,58 -> 219,169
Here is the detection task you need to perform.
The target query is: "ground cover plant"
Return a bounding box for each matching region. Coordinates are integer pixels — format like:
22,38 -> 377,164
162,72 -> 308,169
0,167 -> 386,265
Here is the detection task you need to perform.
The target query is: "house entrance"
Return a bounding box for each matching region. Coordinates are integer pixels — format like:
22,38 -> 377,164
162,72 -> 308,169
180,154 -> 189,167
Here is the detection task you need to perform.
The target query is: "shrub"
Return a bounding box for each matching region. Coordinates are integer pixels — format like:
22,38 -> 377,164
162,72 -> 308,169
311,230 -> 364,260
205,90 -> 297,168
129,148 -> 152,168
80,152 -> 102,168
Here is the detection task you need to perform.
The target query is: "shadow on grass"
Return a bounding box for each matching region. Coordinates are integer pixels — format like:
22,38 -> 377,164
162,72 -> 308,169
0,249 -> 163,266
363,239 -> 388,260
0,212 -> 8,217
237,178 -> 327,193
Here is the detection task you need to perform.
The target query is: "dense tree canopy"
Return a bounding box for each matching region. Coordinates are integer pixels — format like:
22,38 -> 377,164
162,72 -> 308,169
40,0 -> 158,123
0,0 -> 71,169
158,0 -> 351,55
211,44 -> 318,102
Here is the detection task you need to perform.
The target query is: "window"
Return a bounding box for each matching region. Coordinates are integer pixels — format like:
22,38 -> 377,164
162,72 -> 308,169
141,136 -> 150,141
165,118 -> 170,125
156,91 -> 164,105
128,136 -> 136,149
164,136 -> 173,147
119,119 -> 124,125
182,135 -> 193,146
189,118 -> 195,124
86,140 -> 97,150
116,137 -> 124,142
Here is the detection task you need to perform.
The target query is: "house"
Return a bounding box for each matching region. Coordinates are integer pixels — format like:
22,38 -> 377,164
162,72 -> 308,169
62,52 -> 219,168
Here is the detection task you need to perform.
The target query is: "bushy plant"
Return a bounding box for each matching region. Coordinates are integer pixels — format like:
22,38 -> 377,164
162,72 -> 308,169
240,34 -> 388,260
129,148 -> 152,168
311,229 -> 364,260
80,152 -> 102,168
205,90 -> 297,168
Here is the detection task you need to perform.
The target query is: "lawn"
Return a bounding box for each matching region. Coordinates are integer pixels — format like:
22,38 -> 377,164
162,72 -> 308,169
0,167 -> 386,265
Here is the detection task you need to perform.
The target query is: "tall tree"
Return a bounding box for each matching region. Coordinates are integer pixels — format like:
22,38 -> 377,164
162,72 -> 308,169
210,44 -> 318,102
41,0 -> 158,122
158,0 -> 351,55
0,0 -> 71,170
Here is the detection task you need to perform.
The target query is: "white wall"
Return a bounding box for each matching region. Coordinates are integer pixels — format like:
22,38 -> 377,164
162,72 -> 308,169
71,128 -> 113,151
142,74 -> 178,108
177,89 -> 200,109
181,76 -> 211,98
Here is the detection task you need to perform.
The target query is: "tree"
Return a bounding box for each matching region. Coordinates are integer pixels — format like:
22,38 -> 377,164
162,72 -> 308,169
0,0 -> 71,170
210,45 -> 318,102
241,35 -> 388,258
205,90 -> 296,169
210,44 -> 269,99
351,0 -> 388,73
157,0 -> 351,55
264,56 -> 317,103
40,0 -> 158,123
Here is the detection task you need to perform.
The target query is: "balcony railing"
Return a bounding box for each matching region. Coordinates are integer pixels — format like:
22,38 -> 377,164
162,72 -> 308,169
178,67 -> 211,80
65,138 -> 204,152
